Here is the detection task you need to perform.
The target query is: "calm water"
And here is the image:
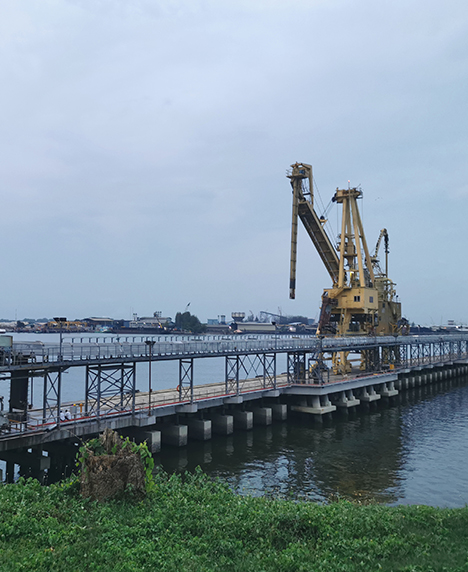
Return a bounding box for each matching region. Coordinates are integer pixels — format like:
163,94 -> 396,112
3,334 -> 468,507
159,376 -> 468,508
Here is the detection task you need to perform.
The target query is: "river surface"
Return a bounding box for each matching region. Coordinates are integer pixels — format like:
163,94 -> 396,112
3,333 -> 468,507
157,376 -> 468,508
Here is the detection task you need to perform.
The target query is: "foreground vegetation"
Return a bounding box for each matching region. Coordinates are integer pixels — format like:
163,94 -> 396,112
1,471 -> 468,572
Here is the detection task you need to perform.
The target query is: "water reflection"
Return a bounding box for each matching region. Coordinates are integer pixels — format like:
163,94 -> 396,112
159,375 -> 468,507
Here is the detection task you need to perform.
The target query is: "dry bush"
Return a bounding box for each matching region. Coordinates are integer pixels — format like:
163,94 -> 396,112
79,428 -> 147,502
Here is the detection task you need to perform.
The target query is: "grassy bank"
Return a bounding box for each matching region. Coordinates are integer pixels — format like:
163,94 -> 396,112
1,471 -> 467,571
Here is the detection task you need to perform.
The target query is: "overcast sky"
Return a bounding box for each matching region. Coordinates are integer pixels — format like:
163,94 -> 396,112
1,0 -> 467,325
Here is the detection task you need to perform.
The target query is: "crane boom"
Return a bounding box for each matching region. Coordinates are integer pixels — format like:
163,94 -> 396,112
288,163 -> 339,299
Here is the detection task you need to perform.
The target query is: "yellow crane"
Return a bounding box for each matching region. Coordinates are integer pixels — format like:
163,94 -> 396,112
288,162 -> 403,374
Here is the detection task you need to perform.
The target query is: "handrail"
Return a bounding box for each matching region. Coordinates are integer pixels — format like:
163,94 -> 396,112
1,333 -> 468,369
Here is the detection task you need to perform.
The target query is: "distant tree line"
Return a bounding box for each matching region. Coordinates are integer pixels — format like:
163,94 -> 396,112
174,312 -> 206,334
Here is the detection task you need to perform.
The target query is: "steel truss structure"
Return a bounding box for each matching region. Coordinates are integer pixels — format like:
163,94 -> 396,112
399,337 -> 468,368
178,358 -> 194,402
85,362 -> 136,418
225,353 -> 277,396
323,337 -> 468,381
42,368 -> 63,425
287,352 -> 306,384
360,343 -> 402,372
289,337 -> 329,384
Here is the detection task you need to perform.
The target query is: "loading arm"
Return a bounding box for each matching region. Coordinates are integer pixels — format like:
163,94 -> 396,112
288,163 -> 340,298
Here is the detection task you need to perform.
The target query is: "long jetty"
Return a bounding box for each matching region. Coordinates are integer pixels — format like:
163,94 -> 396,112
0,332 -> 467,481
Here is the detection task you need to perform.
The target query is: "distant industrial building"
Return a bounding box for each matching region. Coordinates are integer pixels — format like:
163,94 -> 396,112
205,315 -> 229,334
231,321 -> 276,333
127,312 -> 172,331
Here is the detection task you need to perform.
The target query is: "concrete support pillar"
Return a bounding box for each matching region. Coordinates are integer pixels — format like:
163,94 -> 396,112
160,424 -> 188,447
361,385 -> 381,402
187,419 -> 211,441
232,410 -> 253,430
290,395 -> 336,415
333,390 -> 360,408
252,407 -> 272,426
141,430 -> 161,453
310,396 -> 321,409
345,389 -> 360,407
334,391 -> 347,406
6,461 -> 14,483
381,381 -> 398,397
270,404 -> 287,421
211,414 -> 234,435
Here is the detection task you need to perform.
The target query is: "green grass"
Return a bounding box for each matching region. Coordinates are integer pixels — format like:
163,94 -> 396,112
1,470 -> 468,571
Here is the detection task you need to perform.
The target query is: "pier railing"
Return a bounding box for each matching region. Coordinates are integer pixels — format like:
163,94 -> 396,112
2,333 -> 468,369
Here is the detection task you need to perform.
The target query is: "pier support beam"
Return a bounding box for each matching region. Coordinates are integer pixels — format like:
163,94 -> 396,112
332,390 -> 360,408
252,407 -> 272,426
187,419 -> 212,441
210,414 -> 234,435
160,424 -> 188,447
380,382 -> 398,397
141,430 -> 162,453
270,403 -> 287,421
290,395 -> 336,415
360,385 -> 381,402
232,410 -> 253,430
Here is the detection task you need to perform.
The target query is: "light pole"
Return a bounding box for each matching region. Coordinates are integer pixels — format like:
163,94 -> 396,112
272,321 -> 277,351
54,317 -> 67,361
145,340 -> 156,415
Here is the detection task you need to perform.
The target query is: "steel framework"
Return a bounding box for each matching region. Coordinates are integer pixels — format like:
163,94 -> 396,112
287,352 -> 307,384
225,353 -> 277,395
42,368 -> 63,425
85,363 -> 136,418
178,358 -> 194,403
